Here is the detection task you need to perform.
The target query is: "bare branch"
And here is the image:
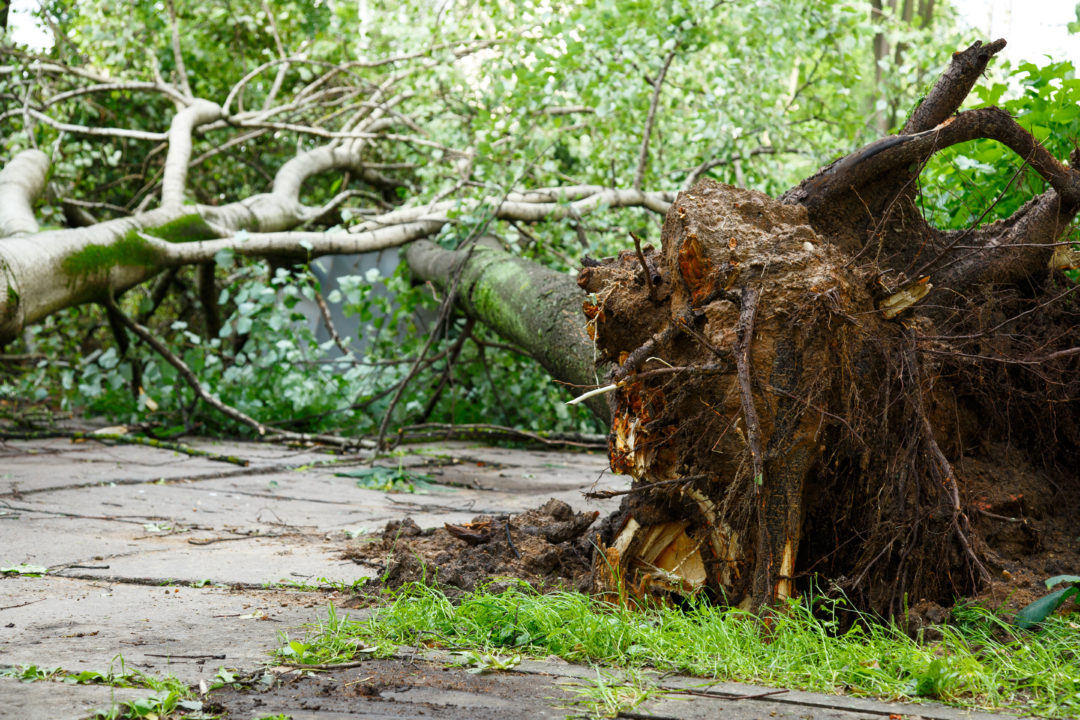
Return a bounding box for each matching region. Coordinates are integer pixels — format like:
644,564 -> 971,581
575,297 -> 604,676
152,222 -> 447,265
41,81 -> 188,108
0,149 -> 49,237
165,0 -> 193,98
792,107 -> 1080,214
26,108 -> 168,141
682,146 -> 783,191
633,50 -> 677,192
103,294 -> 266,435
901,38 -> 1007,134
161,100 -> 222,208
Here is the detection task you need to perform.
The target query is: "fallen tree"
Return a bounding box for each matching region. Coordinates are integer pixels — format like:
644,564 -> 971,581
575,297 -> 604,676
410,40 -> 1080,614
2,15 -> 1078,615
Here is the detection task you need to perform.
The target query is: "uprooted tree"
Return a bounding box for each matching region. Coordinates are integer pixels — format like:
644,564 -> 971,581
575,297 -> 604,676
385,40 -> 1080,614
1,10 -> 1078,615
400,40 -> 1080,614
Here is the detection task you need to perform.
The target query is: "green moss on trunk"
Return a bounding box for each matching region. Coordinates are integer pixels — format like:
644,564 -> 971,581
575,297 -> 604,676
143,213 -> 218,243
61,231 -> 165,279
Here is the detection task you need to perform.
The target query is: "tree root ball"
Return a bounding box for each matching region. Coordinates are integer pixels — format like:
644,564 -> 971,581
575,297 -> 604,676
579,180 -> 932,611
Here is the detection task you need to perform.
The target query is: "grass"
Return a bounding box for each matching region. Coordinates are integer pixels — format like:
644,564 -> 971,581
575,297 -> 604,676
283,583 -> 1080,718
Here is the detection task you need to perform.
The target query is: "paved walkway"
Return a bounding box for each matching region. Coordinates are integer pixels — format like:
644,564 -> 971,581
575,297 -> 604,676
0,434 -> 1022,719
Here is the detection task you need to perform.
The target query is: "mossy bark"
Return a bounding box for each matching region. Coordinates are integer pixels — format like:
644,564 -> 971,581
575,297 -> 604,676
404,239 -> 609,420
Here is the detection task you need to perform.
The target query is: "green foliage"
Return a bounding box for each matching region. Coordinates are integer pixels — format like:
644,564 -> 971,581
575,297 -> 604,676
290,583 -> 1080,717
0,563 -> 48,576
2,664 -> 62,682
336,465 -> 439,493
921,60 -> 1080,230
4,1 -> 1075,439
2,656 -> 198,720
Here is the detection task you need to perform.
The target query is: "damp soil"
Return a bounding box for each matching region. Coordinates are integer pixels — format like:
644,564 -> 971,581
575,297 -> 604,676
343,498 -> 601,597
961,444 -> 1080,612
342,449 -> 1080,626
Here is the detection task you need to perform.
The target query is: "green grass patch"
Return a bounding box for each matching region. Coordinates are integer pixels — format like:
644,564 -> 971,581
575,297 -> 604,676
284,584 -> 1080,717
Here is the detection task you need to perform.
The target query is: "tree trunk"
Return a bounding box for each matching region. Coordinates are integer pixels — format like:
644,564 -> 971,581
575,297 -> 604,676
404,239 -> 611,420
578,40 -> 1080,614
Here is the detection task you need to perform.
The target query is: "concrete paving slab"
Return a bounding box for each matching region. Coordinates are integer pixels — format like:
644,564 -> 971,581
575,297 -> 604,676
0,516 -> 147,569
0,576 -> 340,684
54,534 -> 369,587
0,437 -> 245,494
9,481 -> 366,533
0,436 -> 1034,719
0,676 -> 149,720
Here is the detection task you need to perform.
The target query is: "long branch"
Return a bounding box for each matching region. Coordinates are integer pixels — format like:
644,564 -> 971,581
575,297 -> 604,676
793,106 -> 1080,212
633,50 -> 677,192
103,294 -> 266,435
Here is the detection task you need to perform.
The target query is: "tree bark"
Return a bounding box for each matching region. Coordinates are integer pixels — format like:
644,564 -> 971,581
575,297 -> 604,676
404,239 -> 610,419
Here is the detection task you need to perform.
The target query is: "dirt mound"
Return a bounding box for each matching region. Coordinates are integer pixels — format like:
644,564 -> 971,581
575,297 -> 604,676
343,499 -> 599,595
963,444 -> 1080,612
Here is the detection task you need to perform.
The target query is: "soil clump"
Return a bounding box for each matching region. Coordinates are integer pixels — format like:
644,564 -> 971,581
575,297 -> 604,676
343,498 -> 600,595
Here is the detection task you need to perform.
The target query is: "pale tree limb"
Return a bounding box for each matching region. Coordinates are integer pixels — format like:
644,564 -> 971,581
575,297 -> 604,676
165,0 -> 193,99
161,100 -> 222,208
26,108 -> 168,141
0,149 -> 49,237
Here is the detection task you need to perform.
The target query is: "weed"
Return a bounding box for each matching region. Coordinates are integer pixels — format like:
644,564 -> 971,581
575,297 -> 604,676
1,563 -> 48,576
449,649 -> 521,674
558,668 -> 666,718
275,604 -> 383,666
336,464 -> 441,493
1015,575 -> 1080,629
4,656 -> 199,719
2,664 -> 62,681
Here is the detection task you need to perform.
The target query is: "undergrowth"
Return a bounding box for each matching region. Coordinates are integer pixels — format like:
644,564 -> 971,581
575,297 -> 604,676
284,583 -> 1080,718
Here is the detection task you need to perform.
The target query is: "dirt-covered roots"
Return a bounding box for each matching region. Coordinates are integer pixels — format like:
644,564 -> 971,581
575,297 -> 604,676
578,180 -> 1018,615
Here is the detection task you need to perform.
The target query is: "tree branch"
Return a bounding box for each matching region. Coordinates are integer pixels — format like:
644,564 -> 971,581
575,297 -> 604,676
26,108 -> 168,141
165,0 -> 193,98
161,100 -> 222,208
102,294 -> 266,435
633,50 -> 677,192
792,107 -> 1080,214
901,38 -> 1007,134
0,149 -> 49,237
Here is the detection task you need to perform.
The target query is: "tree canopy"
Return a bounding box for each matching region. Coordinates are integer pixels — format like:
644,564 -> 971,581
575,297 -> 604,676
0,0 -> 1075,444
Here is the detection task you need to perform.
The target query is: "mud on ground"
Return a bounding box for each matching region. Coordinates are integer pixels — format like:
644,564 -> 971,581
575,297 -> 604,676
206,658 -> 576,719
343,498 -> 600,596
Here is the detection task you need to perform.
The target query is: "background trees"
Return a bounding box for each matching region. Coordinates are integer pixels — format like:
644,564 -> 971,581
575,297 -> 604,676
0,0 -> 985,439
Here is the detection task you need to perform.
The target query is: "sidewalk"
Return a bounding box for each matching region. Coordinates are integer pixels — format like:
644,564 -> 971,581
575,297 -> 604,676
0,434 -> 1022,719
